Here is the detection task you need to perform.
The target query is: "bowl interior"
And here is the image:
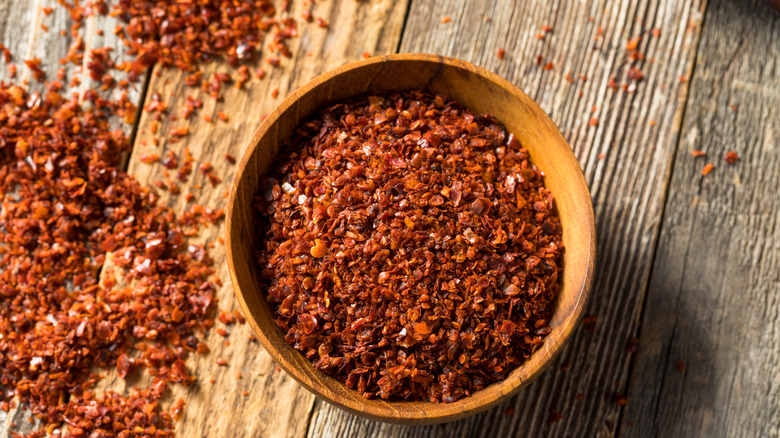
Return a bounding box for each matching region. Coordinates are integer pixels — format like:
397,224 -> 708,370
227,54 -> 595,424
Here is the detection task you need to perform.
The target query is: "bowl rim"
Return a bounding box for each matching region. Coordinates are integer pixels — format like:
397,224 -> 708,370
226,53 -> 596,424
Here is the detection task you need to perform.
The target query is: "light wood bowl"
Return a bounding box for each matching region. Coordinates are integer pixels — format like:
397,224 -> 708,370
226,53 -> 596,425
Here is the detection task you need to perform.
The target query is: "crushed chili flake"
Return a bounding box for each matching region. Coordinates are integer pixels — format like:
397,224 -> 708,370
216,358 -> 228,367
271,88 -> 280,99
0,84 -> 217,436
217,111 -> 229,122
724,150 -> 739,164
581,316 -> 597,332
256,91 -> 563,403
626,37 -> 640,51
361,52 -> 371,59
589,117 -> 599,126
614,393 -> 628,406
674,360 -> 686,372
702,163 -> 714,175
651,28 -> 661,37
729,104 -> 738,112
225,153 -> 237,164
24,58 -> 46,81
441,16 -> 452,24
497,49 -> 506,60
544,62 -> 554,70
627,67 -> 644,82
690,150 -> 706,158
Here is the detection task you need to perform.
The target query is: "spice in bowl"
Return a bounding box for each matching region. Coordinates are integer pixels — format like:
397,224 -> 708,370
255,91 -> 563,403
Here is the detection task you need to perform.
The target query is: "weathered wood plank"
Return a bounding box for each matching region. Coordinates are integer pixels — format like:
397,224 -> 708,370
122,1 -> 409,437
307,0 -> 706,436
621,1 -> 780,436
0,1 -> 149,436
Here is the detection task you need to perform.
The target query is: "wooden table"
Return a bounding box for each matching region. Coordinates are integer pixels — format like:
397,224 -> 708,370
1,0 -> 778,436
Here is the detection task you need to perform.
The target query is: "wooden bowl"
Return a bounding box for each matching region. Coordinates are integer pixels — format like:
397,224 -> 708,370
226,53 -> 596,425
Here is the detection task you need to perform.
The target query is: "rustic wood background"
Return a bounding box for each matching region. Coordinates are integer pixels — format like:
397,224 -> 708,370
1,0 -> 778,436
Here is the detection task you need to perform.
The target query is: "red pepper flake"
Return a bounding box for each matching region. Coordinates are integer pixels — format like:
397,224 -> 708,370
591,105 -> 597,113
544,61 -> 554,70
361,52 -> 371,59
541,25 -> 553,33
581,315 -> 597,332
316,17 -> 328,28
209,378 -> 216,384
589,117 -> 599,126
171,127 -> 189,137
497,48 -> 506,60
225,153 -> 237,164
217,358 -> 228,367
702,163 -> 714,175
256,67 -> 267,80
690,150 -> 706,158
257,91 -> 563,403
576,394 -> 584,401
561,360 -> 571,372
679,75 -> 687,83
504,406 -> 515,416
267,57 -> 281,67
535,55 -> 543,65
441,16 -> 452,24
140,153 -> 160,164
200,162 -> 223,186
565,71 -> 574,83
614,393 -> 628,406
730,104 -> 738,112
651,28 -> 661,37
724,150 -> 739,164
217,328 -> 229,337
626,37 -> 640,51
203,114 -> 214,123
597,152 -> 606,160
674,360 -> 686,372
608,76 -> 619,90
217,111 -> 229,122
243,391 -> 249,397
301,10 -> 313,22
536,33 -> 545,40
218,310 -> 237,325
271,88 -> 280,99
627,67 -> 644,82
24,57 -> 46,81
42,6 -> 54,15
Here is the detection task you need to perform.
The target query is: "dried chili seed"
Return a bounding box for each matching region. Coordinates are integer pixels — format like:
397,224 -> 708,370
702,163 -> 714,175
441,16 -> 452,24
724,150 -> 739,164
271,88 -> 280,99
589,117 -> 599,126
217,358 -> 228,366
256,91 -> 563,403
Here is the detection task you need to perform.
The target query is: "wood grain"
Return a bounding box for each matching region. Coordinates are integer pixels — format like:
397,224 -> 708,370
621,0 -> 780,436
307,0 -> 707,436
121,1 -> 409,437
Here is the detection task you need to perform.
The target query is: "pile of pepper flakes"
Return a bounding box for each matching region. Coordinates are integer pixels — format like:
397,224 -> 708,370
0,83 -> 219,436
257,91 -> 564,403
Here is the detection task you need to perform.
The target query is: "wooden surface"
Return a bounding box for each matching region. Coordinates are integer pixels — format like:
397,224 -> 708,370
227,54 -> 596,424
0,0 -> 778,436
621,0 -> 780,436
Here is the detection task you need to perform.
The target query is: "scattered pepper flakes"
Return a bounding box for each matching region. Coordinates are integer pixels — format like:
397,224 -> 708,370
724,150 -> 739,164
581,315 -> 597,332
702,163 -> 714,175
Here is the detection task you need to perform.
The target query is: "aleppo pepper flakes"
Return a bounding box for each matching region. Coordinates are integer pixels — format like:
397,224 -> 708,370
0,84 -> 217,435
256,91 -> 564,403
